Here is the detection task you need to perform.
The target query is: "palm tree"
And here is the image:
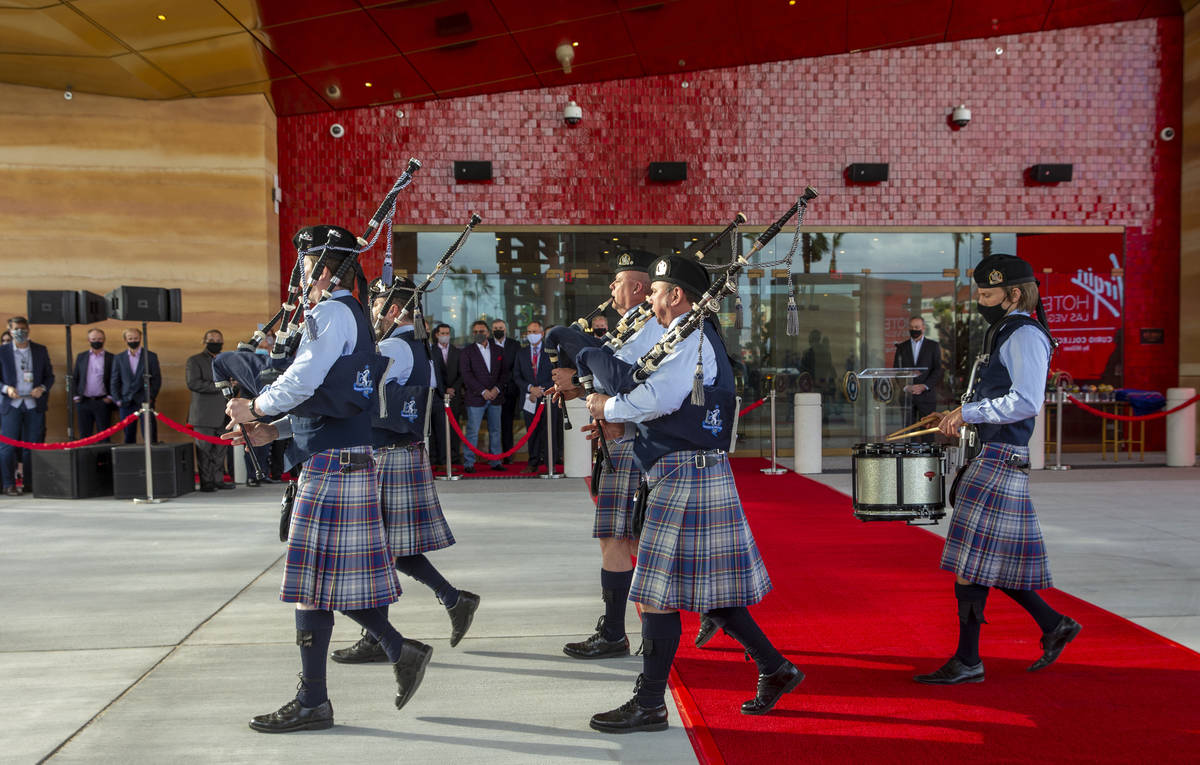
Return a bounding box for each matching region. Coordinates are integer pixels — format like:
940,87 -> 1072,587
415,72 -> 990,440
826,233 -> 845,273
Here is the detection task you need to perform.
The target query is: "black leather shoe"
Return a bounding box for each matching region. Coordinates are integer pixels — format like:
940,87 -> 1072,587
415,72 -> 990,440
491,463 -> 506,472
589,697 -> 669,734
695,615 -> 720,648
246,478 -> 260,487
1029,616 -> 1081,672
393,638 -> 433,710
217,482 -> 235,490
447,590 -> 481,647
741,661 -> 804,715
248,698 -> 334,733
563,616 -> 629,660
199,484 -> 217,493
523,461 -> 541,473
914,657 -> 985,685
330,631 -> 388,664
463,464 -> 476,473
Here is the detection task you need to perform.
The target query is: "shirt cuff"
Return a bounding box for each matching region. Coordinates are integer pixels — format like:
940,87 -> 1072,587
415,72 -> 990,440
270,417 -> 292,440
961,402 -> 983,424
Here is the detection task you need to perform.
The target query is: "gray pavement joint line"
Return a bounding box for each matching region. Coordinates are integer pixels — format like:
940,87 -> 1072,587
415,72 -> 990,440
36,552 -> 287,764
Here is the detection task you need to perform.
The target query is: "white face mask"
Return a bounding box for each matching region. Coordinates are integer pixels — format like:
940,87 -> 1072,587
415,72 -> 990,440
437,335 -> 450,346
525,333 -> 542,345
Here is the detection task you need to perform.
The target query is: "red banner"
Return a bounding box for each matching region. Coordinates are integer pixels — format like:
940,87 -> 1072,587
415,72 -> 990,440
1017,232 -> 1124,382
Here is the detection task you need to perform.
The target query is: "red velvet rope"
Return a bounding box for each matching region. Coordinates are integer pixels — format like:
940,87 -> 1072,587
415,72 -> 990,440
155,413 -> 231,445
1065,394 -> 1200,422
446,400 -> 545,460
739,398 -> 766,416
0,413 -> 139,450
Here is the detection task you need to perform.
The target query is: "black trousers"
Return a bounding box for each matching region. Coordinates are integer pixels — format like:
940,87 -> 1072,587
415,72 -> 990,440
76,397 -> 113,439
498,389 -> 517,455
429,394 -> 461,465
119,401 -> 157,444
192,425 -> 225,488
523,400 -> 563,465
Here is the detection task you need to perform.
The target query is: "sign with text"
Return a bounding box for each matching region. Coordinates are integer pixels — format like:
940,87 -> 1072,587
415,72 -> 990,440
1016,232 -> 1124,382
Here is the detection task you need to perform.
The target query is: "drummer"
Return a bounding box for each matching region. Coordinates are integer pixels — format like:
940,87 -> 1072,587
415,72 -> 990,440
915,253 -> 1080,685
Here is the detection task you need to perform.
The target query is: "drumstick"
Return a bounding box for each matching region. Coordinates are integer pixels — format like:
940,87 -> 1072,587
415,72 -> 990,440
884,412 -> 942,440
885,426 -> 941,442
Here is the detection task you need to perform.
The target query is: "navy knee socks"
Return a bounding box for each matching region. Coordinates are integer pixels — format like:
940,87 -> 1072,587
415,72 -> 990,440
395,554 -> 459,608
295,609 -> 334,707
999,587 -> 1062,633
706,606 -> 786,675
636,611 -> 682,709
342,607 -> 405,663
954,582 -> 989,666
600,568 -> 634,641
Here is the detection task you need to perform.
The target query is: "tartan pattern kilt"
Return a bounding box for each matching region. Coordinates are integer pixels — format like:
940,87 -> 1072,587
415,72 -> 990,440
375,444 -> 456,556
630,451 -> 772,612
592,439 -> 641,540
940,443 -> 1053,590
280,446 -> 403,610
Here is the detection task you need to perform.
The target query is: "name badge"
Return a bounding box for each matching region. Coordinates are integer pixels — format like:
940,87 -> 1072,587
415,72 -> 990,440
23,371 -> 34,384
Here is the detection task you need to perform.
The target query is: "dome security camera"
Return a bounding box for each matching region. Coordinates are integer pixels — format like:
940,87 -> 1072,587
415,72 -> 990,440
563,100 -> 582,126
330,123 -> 345,138
64,87 -> 73,101
951,104 -> 971,128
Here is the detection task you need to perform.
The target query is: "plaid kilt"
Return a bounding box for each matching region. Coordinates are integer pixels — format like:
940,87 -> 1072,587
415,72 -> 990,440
375,444 -> 456,556
630,451 -> 772,612
940,443 -> 1053,590
280,447 -> 403,610
592,439 -> 641,540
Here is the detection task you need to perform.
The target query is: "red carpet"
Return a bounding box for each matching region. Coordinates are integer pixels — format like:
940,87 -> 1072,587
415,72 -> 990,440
667,458 -> 1200,764
430,461 -> 562,478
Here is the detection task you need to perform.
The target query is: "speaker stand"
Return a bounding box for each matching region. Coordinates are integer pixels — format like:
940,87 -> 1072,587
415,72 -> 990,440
62,324 -> 75,441
132,321 -> 166,504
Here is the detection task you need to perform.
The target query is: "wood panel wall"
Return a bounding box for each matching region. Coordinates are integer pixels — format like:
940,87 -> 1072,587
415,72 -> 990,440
1184,4 -> 1200,443
0,82 -> 278,443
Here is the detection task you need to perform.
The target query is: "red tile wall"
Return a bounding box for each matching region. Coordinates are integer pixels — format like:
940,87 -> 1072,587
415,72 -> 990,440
278,17 -> 1182,439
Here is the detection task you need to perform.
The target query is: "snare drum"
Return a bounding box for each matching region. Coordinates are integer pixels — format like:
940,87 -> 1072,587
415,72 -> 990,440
851,442 -> 946,522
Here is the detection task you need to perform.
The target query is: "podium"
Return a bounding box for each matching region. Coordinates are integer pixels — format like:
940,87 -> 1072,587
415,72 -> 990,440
850,368 -> 925,440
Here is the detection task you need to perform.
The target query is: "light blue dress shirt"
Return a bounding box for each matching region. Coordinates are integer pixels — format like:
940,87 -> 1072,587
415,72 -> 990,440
257,289 -> 358,417
604,313 -> 717,425
962,311 -> 1051,425
378,325 -> 435,385
613,305 -> 666,363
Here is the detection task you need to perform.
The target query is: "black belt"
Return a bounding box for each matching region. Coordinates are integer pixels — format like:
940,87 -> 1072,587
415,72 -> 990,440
337,450 -> 374,474
377,442 -> 423,453
81,395 -> 108,401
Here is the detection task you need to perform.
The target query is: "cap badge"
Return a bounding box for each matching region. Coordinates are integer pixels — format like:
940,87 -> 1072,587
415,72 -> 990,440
655,260 -> 669,276
617,253 -> 632,266
988,269 -> 1004,285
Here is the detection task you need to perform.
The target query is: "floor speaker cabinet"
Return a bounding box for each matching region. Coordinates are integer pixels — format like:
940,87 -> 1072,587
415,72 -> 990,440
32,444 -> 115,499
111,443 -> 195,499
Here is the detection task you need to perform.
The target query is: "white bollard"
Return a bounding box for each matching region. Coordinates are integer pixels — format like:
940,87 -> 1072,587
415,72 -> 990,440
792,392 -> 822,475
1166,387 -> 1197,467
1030,403 -> 1046,470
233,444 -> 247,484
563,398 -> 591,478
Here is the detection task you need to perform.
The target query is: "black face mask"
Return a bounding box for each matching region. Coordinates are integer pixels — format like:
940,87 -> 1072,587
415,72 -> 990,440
206,342 -> 223,354
977,302 -> 1009,326
89,340 -> 104,350
594,328 -> 606,337
492,329 -> 505,341
127,341 -> 140,350
474,332 -> 489,344
909,329 -> 922,339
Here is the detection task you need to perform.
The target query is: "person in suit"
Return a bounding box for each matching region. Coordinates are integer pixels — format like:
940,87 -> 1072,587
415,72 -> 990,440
72,327 -> 115,439
491,319 -> 518,464
0,316 -> 55,495
513,320 -> 562,472
429,323 -> 462,467
459,320 -> 509,473
110,327 -> 162,444
187,330 -> 234,492
893,316 -> 943,437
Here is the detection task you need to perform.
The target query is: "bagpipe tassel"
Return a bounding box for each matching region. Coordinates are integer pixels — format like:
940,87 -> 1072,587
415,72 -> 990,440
734,292 -> 744,331
786,294 -> 800,337
412,306 -> 427,340
691,333 -> 706,406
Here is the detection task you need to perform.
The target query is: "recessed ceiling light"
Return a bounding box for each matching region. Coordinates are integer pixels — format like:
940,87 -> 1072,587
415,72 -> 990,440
364,82 -> 373,87
788,0 -> 796,5
572,41 -> 579,47
156,14 -> 166,21
612,237 -> 619,241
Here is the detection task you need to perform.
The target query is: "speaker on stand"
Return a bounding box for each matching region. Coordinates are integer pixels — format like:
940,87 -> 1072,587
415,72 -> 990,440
26,290 -> 109,442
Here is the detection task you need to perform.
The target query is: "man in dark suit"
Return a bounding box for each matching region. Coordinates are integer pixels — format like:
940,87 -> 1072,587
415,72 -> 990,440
187,329 -> 234,492
491,318 -> 518,464
72,327 -> 115,439
460,320 -> 509,473
0,317 -> 54,495
110,327 -> 162,444
513,320 -> 562,472
892,315 -> 943,435
429,323 -> 462,467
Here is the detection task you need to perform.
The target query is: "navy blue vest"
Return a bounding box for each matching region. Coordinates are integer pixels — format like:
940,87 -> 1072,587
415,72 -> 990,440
974,315 -> 1052,447
632,321 -> 737,471
371,329 -> 432,448
285,295 -> 378,470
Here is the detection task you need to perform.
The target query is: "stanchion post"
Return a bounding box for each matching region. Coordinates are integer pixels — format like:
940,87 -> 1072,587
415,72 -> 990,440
134,321 -> 165,503
761,383 -> 786,475
1048,383 -> 1070,471
540,401 -> 564,479
436,401 -> 460,481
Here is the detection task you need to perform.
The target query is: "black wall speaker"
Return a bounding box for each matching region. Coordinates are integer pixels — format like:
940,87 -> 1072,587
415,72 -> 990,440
454,161 -> 492,181
848,163 -> 889,183
106,286 -> 183,322
32,444 -> 114,499
76,290 -> 109,324
648,162 -> 687,182
1031,163 -> 1073,183
111,443 -> 195,499
27,290 -> 78,324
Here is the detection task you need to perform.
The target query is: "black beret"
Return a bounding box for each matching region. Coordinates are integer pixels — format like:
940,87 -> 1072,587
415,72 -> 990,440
614,248 -> 657,274
974,253 -> 1036,288
649,254 -> 710,298
292,224 -> 357,254
368,274 -> 417,299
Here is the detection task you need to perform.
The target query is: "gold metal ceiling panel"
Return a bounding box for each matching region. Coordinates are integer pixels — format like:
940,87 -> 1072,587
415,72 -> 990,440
140,30 -> 269,93
70,0 -> 243,51
0,50 -> 185,97
0,5 -> 125,56
0,1 -> 66,8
